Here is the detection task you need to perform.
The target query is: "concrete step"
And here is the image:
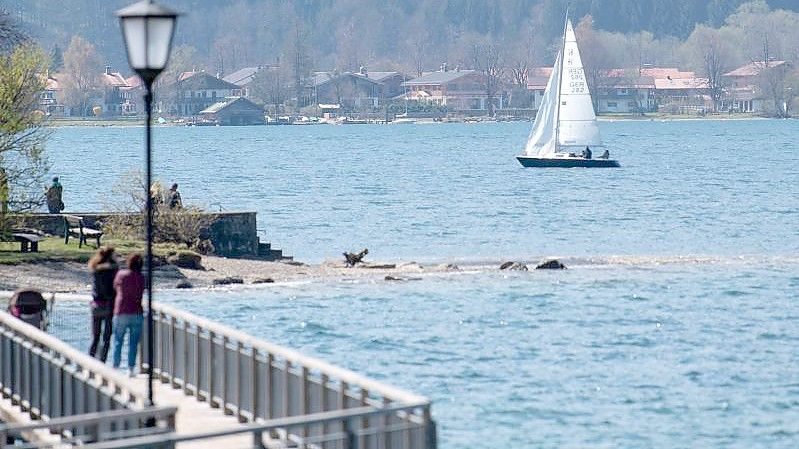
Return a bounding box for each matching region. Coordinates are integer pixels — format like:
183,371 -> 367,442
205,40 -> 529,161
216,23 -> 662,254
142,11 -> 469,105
257,241 -> 292,261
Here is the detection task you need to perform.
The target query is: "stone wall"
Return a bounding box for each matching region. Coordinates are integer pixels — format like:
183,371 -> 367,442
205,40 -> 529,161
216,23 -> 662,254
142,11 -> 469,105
12,212 -> 260,257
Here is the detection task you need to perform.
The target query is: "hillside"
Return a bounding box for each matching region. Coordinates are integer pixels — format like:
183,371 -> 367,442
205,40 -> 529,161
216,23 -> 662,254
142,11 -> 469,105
4,0 -> 799,74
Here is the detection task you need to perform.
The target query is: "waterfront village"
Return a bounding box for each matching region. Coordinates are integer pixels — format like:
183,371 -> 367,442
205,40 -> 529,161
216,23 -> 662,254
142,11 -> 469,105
39,59 -> 794,126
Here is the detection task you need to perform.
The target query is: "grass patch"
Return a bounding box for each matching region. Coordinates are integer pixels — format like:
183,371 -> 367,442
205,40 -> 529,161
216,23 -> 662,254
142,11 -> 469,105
0,237 -> 190,265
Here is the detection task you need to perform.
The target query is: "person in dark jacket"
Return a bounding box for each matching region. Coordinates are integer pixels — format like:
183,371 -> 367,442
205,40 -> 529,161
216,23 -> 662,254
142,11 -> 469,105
88,246 -> 118,362
167,183 -> 182,209
582,146 -> 592,159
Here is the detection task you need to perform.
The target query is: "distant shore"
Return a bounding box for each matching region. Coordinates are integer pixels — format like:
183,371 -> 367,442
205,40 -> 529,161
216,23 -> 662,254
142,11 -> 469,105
43,113 -> 781,128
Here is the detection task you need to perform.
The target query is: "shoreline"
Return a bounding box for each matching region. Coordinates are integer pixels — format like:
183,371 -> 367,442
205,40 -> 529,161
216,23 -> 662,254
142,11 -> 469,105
43,114 -> 783,128
1,253 -> 796,294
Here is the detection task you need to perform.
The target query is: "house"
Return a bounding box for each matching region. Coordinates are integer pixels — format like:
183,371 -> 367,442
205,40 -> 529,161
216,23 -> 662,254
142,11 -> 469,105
363,70 -> 407,99
402,68 -> 503,112
99,66 -> 136,116
721,61 -> 789,113
174,72 -> 242,116
653,76 -> 711,114
526,67 -> 553,111
38,75 -> 67,117
309,70 -> 383,110
199,96 -> 265,125
595,75 -> 656,113
222,66 -> 278,98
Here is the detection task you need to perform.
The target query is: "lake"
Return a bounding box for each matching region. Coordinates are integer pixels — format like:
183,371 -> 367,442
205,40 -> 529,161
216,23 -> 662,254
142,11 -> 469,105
48,119 -> 799,448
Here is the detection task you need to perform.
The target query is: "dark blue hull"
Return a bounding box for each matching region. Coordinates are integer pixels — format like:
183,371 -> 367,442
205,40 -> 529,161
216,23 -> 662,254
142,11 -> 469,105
516,156 -> 620,168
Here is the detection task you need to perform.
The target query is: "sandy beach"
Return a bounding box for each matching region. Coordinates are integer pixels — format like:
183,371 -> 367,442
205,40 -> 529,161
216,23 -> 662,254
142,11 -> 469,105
0,255 -> 469,293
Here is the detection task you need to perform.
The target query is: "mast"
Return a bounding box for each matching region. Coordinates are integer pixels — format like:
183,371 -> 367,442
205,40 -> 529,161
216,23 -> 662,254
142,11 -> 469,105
554,12 -> 568,153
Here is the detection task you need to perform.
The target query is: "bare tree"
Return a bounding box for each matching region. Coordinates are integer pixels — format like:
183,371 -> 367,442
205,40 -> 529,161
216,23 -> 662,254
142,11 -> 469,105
471,42 -> 504,116
61,36 -> 103,116
574,15 -> 617,113
286,22 -> 312,111
250,66 -> 287,116
683,25 -> 733,113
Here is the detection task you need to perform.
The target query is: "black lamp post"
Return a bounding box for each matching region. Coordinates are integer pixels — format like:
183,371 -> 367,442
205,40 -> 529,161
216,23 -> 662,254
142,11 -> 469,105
116,0 -> 178,406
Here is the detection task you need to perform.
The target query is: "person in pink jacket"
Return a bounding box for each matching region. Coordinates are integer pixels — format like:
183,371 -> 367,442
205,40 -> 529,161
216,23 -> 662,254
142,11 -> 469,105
111,253 -> 145,374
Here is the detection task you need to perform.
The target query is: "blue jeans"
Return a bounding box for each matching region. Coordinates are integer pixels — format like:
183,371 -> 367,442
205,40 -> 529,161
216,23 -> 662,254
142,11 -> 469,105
112,314 -> 143,370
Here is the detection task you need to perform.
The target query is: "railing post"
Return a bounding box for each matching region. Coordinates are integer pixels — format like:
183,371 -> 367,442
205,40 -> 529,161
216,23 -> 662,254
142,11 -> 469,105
300,366 -> 309,442
181,320 -> 190,392
168,315 -> 177,384
423,407 -> 437,449
250,347 -> 259,421
320,374 -> 329,436
221,336 -> 230,415
193,325 -> 202,400
382,397 -> 392,449
252,430 -> 266,449
264,353 -> 273,420
207,331 -> 216,407
345,418 -> 358,449
282,361 -> 291,418
236,341 -> 244,422
359,389 -> 369,449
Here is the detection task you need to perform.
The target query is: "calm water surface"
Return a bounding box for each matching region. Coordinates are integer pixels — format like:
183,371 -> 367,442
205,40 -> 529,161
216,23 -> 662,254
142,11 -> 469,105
47,120 -> 799,448
50,120 -> 799,261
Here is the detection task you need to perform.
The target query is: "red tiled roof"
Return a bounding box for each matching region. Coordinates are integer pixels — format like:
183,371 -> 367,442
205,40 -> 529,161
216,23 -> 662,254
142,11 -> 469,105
101,71 -> 129,88
723,60 -> 787,77
654,77 -> 709,90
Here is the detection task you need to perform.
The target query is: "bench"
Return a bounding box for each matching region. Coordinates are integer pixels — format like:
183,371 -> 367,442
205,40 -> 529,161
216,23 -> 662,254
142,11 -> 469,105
64,215 -> 103,248
0,230 -> 42,253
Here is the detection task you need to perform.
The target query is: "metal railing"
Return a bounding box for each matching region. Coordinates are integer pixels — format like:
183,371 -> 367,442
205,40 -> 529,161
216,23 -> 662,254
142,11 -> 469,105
144,302 -> 437,449
0,406 -> 177,448
0,310 -> 146,419
79,404 -> 427,449
0,310 -> 158,447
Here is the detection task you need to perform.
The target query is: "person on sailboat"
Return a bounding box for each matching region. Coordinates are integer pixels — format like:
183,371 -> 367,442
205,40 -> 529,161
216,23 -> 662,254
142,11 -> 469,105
582,146 -> 592,159
598,149 -> 610,159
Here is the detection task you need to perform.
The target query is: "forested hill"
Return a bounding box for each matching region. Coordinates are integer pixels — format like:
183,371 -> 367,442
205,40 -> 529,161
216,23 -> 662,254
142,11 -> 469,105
4,0 -> 799,73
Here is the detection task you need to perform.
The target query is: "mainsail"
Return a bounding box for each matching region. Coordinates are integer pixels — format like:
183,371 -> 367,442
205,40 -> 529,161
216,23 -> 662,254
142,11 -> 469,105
524,18 -> 602,157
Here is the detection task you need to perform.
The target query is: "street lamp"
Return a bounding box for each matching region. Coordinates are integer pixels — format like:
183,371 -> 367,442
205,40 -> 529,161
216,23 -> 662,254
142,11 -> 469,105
116,0 -> 178,406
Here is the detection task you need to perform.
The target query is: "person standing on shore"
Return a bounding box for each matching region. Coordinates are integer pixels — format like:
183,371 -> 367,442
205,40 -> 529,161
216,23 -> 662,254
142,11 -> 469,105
88,246 -> 118,362
112,253 -> 145,375
0,167 -> 8,214
45,177 -> 64,214
167,183 -> 182,209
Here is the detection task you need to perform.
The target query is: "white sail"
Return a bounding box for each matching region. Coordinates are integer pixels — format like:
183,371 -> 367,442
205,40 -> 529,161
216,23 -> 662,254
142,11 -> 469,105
557,19 -> 602,149
523,18 -> 602,157
523,51 -> 561,156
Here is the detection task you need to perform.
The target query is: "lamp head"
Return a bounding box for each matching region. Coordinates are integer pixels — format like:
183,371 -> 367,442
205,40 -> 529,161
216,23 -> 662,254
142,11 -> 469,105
117,0 -> 180,85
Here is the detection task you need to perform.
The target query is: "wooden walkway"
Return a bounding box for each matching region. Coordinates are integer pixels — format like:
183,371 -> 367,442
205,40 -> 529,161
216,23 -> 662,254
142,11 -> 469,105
128,375 -> 258,449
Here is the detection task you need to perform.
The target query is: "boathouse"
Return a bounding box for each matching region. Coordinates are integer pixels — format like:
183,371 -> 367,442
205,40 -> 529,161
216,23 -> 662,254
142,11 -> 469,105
199,96 -> 265,125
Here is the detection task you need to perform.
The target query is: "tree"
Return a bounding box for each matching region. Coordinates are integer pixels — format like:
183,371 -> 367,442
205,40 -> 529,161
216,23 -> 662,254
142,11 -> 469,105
683,25 -> 734,112
61,36 -> 103,116
249,66 -> 287,116
575,15 -> 612,112
0,10 -> 24,52
471,41 -> 504,116
0,44 -> 51,216
285,22 -> 312,111
50,44 -> 64,72
156,45 -> 201,115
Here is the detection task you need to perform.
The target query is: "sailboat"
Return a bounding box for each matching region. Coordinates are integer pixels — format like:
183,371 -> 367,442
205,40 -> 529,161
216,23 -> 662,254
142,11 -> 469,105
517,17 -> 620,168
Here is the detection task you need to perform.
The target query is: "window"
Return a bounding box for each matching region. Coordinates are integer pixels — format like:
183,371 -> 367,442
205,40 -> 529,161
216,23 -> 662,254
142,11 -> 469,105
607,102 -> 618,108
628,101 -> 637,108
